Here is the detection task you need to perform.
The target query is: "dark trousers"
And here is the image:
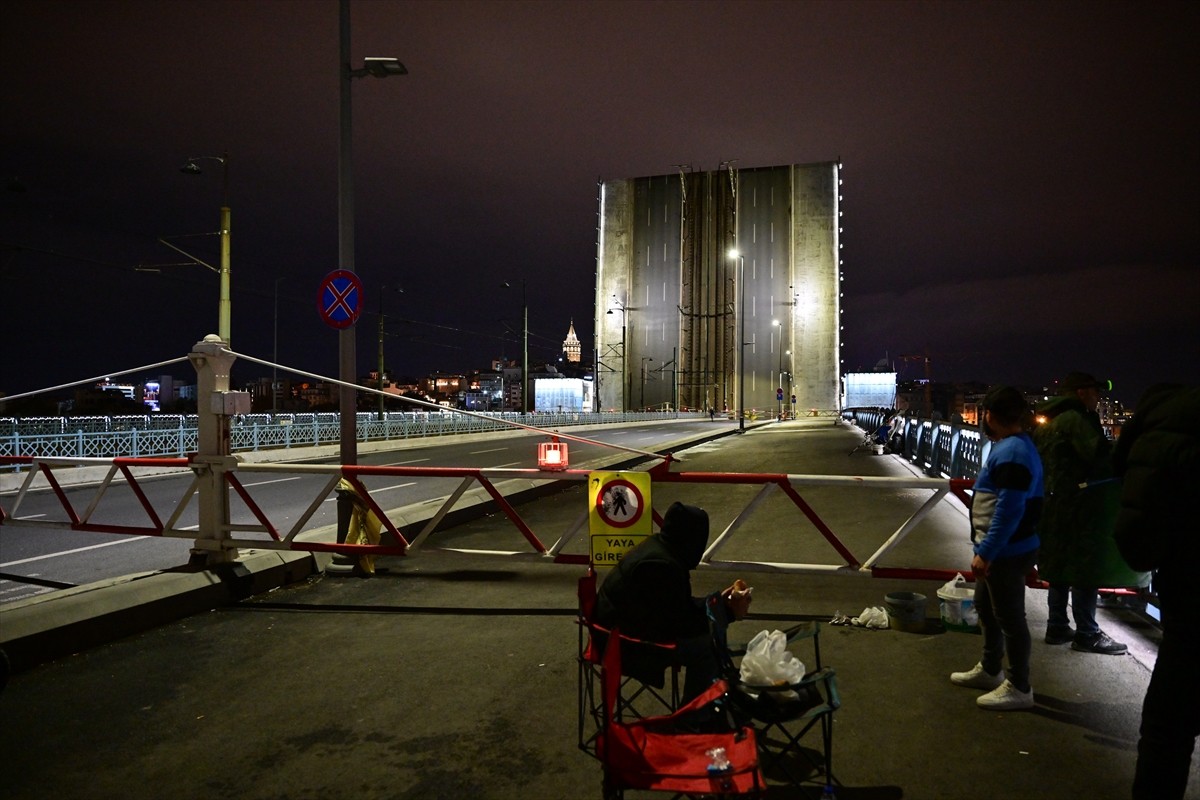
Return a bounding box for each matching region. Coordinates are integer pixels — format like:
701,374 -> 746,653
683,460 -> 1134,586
975,548 -> 1038,692
1133,587 -> 1199,800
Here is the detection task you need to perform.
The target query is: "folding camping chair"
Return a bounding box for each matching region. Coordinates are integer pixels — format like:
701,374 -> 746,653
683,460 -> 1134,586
598,627 -> 765,799
578,569 -> 682,757
727,622 -> 841,795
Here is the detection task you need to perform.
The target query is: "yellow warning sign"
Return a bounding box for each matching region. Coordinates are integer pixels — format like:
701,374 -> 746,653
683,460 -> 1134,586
588,470 -> 652,565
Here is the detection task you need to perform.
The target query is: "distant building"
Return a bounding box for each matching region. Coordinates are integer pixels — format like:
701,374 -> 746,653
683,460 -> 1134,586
562,319 -> 581,363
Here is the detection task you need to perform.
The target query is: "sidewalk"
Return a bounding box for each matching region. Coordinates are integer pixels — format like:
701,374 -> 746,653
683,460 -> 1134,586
0,419 -> 1184,800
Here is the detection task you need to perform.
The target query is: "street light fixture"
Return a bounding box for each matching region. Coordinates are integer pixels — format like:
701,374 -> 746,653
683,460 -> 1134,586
179,153 -> 231,345
502,280 -> 528,413
606,296 -> 627,412
728,249 -> 746,433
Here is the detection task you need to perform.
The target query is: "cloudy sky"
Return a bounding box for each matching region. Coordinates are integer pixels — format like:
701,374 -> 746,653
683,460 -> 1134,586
3,0 -> 1196,407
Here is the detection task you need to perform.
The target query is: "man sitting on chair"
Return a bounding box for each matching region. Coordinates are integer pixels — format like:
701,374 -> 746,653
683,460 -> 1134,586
594,501 -> 753,703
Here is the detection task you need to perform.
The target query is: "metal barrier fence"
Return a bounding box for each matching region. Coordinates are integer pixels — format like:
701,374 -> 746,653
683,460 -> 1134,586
0,410 -> 686,469
0,454 -> 973,582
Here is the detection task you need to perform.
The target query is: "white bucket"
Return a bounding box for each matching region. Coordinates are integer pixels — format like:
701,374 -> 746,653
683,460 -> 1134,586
937,584 -> 979,633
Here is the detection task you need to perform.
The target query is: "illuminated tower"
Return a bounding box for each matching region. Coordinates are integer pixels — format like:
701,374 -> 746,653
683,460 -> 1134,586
562,319 -> 581,363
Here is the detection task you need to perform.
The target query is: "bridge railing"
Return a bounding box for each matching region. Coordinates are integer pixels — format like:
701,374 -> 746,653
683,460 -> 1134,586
843,408 -> 986,480
0,410 -> 689,469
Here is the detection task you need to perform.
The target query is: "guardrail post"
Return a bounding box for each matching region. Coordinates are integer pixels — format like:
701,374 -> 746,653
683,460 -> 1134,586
187,335 -> 243,566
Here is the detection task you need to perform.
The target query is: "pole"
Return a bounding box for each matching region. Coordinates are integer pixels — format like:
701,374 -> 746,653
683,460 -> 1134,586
378,290 -> 386,419
336,0 -> 357,546
522,281 -> 528,413
738,253 -> 746,433
777,323 -> 783,420
272,277 -> 284,412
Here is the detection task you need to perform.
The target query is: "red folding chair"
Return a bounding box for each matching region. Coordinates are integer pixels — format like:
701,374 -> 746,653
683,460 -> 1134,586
578,569 -> 681,757
598,626 -> 764,799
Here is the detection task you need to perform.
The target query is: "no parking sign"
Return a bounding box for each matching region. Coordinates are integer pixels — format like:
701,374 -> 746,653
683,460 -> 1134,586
588,470 -> 652,565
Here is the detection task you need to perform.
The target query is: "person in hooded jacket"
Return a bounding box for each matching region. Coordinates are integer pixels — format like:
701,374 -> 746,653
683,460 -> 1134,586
1113,384 -> 1200,800
594,501 -> 752,702
1034,371 -> 1150,654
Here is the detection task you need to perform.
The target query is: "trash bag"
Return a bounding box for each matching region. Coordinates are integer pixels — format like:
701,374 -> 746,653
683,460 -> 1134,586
738,629 -> 806,701
337,478 -> 382,574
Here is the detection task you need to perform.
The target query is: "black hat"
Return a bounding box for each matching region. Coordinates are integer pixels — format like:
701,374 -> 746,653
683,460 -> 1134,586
1061,372 -> 1111,393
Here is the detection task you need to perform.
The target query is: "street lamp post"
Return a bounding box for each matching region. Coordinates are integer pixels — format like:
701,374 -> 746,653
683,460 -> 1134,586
273,277 -> 286,412
179,153 -> 230,345
502,280 -> 528,413
377,285 -> 403,419
606,296 -> 627,412
640,356 -> 653,411
773,319 -> 783,420
729,249 -> 746,433
336,0 -> 406,550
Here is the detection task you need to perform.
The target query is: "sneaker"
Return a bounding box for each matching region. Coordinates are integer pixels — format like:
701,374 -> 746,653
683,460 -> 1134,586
950,662 -> 1004,690
977,679 -> 1034,711
1044,625 -> 1075,645
1072,631 -> 1128,655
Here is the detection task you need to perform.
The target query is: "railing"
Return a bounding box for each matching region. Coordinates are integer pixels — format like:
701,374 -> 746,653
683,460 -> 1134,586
844,408 -> 986,480
0,409 -> 688,469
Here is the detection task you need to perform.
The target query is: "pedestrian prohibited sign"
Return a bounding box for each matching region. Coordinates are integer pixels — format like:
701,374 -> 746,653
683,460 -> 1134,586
588,471 -> 652,565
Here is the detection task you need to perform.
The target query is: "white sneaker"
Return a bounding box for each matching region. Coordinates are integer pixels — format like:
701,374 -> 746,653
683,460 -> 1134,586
950,662 -> 1004,690
977,679 -> 1034,711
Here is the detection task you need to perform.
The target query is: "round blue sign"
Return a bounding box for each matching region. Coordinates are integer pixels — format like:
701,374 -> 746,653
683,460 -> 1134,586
318,269 -> 363,329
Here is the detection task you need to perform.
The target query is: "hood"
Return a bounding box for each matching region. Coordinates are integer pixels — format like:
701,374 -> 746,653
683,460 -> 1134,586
657,501 -> 710,569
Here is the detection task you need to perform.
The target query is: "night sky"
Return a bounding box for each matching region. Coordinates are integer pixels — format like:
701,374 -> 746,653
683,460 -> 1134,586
3,0 -> 1197,408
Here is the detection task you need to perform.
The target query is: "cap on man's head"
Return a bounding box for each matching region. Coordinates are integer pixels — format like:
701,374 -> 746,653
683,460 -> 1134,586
1060,372 -> 1111,394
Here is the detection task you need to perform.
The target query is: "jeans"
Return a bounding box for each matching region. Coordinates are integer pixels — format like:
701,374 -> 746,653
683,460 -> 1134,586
975,548 -> 1038,692
1047,583 -> 1100,639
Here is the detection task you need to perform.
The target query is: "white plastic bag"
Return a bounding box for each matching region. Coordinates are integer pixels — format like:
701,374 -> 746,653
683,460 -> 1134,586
738,629 -> 806,700
852,606 -> 889,629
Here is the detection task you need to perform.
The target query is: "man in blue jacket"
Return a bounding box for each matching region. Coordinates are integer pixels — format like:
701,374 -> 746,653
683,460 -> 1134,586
950,386 -> 1044,711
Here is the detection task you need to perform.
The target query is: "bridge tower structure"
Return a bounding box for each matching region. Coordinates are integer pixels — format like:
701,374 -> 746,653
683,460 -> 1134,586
595,161 -> 842,415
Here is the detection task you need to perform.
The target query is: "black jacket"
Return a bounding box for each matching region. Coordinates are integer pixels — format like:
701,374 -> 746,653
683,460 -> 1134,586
594,502 -> 711,642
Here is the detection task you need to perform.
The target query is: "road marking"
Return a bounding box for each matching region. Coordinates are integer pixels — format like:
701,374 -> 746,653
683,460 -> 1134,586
384,458 -> 430,465
375,482 -> 417,492
1,536 -> 147,567
241,477 -> 302,487
491,461 -> 522,468
470,447 -> 507,454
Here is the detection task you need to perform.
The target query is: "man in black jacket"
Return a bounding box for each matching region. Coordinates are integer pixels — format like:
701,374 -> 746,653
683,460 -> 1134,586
1114,385 -> 1200,800
594,501 -> 752,701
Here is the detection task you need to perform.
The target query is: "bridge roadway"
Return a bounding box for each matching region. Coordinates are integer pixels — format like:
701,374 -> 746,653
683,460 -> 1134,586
0,418 -> 1184,800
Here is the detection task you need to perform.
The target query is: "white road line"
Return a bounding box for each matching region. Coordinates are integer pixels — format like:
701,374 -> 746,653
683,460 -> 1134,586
1,536 -> 147,567
469,447 -> 507,454
384,458 -> 431,465
374,482 -> 417,492
491,462 -> 522,468
241,477 -> 303,487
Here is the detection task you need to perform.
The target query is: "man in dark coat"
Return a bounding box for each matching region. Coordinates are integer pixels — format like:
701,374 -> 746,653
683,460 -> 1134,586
1114,385 -> 1200,800
594,501 -> 752,701
1034,371 -> 1149,653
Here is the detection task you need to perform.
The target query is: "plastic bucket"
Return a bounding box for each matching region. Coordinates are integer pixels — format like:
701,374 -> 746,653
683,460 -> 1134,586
884,591 -> 927,633
937,585 -> 980,633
